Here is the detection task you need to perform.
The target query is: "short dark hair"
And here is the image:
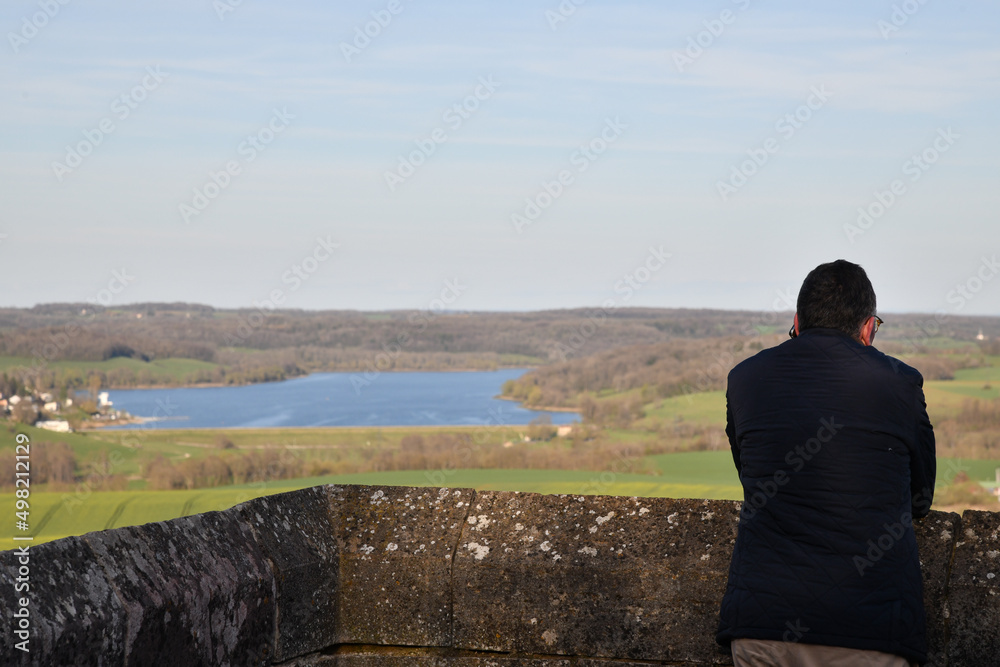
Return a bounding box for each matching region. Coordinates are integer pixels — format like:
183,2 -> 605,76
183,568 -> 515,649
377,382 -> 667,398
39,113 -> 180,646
796,260 -> 877,337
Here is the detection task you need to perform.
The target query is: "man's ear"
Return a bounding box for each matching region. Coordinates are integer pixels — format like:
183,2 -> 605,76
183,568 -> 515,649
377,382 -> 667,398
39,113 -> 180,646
793,313 -> 800,336
861,316 -> 875,346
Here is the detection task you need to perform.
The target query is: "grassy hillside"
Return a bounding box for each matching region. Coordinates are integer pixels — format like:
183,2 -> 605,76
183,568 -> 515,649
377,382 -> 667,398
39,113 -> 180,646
0,355 -> 220,380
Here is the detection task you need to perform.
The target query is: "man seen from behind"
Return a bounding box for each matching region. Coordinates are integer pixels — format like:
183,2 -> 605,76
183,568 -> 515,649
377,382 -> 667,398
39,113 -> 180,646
717,259 -> 936,667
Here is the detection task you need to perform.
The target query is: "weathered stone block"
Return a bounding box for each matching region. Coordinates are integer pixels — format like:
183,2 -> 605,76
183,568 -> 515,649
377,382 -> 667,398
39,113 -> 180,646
330,485 -> 474,647
0,536 -> 127,666
238,485 -> 340,662
452,491 -> 739,664
84,510 -> 275,666
946,509 -> 1000,667
275,647 -> 665,666
913,509 -> 960,666
318,655 -> 577,667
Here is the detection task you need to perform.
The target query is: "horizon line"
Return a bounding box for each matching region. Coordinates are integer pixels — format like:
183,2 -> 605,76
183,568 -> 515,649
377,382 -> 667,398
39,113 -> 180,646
4,301 -> 998,320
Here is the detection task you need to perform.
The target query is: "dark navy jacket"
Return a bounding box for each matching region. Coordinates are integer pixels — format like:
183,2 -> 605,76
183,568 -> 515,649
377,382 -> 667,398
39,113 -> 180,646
716,328 -> 936,664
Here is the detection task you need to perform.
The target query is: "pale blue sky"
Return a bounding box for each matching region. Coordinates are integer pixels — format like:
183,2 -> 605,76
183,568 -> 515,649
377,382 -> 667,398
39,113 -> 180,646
2,0 -> 999,315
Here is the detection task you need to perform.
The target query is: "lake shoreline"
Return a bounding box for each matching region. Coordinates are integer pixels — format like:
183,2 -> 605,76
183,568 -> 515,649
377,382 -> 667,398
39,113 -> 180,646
80,422 -> 555,433
98,365 -> 543,391
494,395 -> 578,412
101,369 -> 579,430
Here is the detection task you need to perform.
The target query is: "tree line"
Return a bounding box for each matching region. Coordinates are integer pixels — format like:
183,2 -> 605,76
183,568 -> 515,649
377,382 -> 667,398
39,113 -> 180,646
138,428 -> 705,491
503,336 -> 994,411
3,303 -> 998,395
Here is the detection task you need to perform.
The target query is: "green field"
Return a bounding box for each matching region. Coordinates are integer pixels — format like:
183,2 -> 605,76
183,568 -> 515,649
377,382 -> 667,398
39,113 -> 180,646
3,452 -> 995,552
640,391 -> 727,427
954,361 -> 1000,382
917,358 -> 1000,406
924,381 -> 1000,422
3,423 -> 545,490
0,355 -> 220,383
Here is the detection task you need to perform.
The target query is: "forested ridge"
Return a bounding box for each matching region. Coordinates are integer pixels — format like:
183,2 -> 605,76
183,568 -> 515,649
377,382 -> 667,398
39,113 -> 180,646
501,333 -> 1000,411
2,302 -> 999,393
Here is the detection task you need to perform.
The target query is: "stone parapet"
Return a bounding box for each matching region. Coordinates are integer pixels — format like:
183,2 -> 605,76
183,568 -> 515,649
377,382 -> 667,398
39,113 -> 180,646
0,485 -> 994,666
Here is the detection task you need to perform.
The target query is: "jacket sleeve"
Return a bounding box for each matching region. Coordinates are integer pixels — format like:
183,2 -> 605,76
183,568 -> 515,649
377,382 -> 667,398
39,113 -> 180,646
910,382 -> 936,519
726,392 -> 742,477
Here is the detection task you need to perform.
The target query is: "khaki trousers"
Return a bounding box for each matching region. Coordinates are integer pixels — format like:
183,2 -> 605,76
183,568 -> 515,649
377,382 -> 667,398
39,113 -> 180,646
731,638 -> 919,667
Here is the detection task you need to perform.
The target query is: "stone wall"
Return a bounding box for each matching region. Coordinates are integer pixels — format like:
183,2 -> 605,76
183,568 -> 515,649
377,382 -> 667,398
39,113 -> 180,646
0,484 -> 997,666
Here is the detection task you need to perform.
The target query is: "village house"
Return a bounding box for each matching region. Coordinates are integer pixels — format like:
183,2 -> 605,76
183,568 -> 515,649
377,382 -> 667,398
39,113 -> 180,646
36,420 -> 72,433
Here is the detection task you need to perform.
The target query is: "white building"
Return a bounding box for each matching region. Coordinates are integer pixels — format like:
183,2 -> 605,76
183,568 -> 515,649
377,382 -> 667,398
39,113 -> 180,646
98,392 -> 112,407
44,401 -> 60,412
36,420 -> 72,433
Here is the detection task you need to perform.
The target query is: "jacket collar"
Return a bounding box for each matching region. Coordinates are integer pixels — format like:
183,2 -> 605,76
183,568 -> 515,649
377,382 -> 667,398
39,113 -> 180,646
798,327 -> 863,345
799,327 -> 851,337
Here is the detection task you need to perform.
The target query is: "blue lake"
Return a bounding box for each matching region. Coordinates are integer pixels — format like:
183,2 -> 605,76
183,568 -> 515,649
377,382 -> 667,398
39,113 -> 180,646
104,369 -> 578,429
